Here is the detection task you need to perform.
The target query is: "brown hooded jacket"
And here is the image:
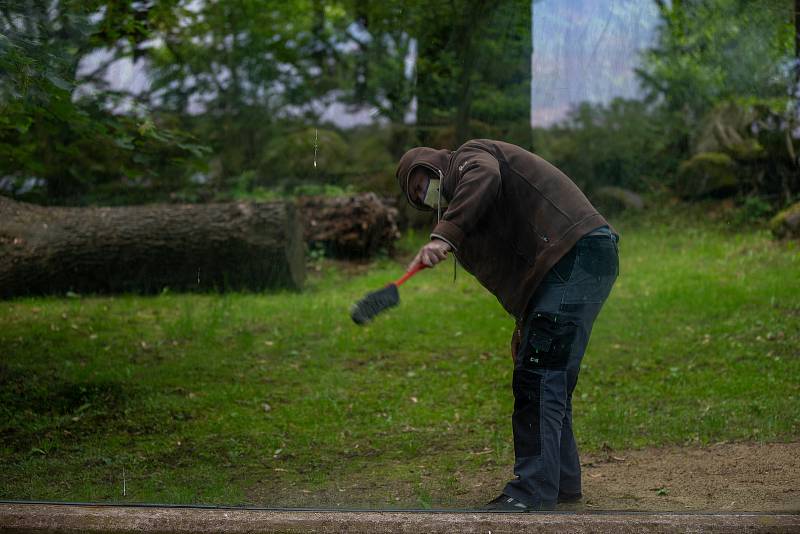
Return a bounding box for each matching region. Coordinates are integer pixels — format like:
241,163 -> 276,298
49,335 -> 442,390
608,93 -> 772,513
396,139 -> 614,320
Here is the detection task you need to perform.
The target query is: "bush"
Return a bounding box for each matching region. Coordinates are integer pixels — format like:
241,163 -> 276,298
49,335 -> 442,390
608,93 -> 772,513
532,99 -> 678,194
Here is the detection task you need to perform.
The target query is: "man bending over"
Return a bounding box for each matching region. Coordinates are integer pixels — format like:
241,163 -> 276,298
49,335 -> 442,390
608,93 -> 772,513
396,139 -> 619,511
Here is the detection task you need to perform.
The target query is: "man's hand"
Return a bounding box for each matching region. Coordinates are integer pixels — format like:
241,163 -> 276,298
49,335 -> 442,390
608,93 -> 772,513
410,239 -> 451,269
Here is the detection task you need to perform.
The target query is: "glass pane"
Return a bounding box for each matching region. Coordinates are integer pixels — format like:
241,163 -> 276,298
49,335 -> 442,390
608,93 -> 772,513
1,0 -> 797,516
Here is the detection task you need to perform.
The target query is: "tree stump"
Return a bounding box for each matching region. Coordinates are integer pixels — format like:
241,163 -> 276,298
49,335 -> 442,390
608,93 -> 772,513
0,196 -> 306,298
297,193 -> 400,258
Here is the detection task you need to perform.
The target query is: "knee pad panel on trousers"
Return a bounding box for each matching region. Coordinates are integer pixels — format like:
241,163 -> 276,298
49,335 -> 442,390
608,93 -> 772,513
522,312 -> 577,370
512,368 -> 542,457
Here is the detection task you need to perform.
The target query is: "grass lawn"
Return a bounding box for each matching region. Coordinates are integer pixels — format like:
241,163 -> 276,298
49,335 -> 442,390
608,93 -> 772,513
1,205 -> 798,508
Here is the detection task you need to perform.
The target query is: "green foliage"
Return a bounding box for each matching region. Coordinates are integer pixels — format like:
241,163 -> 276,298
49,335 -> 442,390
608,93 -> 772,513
636,0 -> 797,206
743,98 -> 800,203
679,98 -> 799,204
0,0 -> 208,205
537,0 -> 798,206
141,0 -> 531,191
415,0 -> 532,147
533,98 -> 677,193
638,0 -> 794,121
2,0 -> 794,207
144,1 -> 348,192
259,128 -> 349,188
0,211 -> 798,505
333,2 -> 415,125
733,196 -> 775,226
174,122 -> 400,203
338,126 -> 402,195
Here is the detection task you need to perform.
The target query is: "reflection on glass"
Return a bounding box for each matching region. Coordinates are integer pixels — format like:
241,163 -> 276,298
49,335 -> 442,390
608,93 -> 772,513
0,0 -> 797,514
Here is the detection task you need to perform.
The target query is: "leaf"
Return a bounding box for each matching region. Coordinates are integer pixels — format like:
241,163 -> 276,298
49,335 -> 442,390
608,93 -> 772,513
12,116 -> 33,134
138,119 -> 155,136
114,136 -> 135,150
45,73 -> 72,91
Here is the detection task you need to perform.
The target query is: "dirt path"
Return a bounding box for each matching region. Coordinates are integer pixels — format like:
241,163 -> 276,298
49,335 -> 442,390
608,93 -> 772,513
560,441 -> 799,512
248,441 -> 799,512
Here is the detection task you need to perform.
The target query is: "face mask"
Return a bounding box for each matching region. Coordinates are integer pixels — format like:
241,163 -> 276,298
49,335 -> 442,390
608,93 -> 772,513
422,178 -> 448,209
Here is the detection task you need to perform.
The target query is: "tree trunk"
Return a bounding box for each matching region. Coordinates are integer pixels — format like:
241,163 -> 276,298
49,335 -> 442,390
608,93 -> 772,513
795,0 -> 799,90
415,0 -> 530,149
453,0 -> 493,146
0,197 -> 306,298
296,193 -> 400,258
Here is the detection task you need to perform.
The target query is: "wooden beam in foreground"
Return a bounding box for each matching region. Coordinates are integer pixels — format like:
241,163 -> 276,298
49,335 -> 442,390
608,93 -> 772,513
1,502 -> 798,533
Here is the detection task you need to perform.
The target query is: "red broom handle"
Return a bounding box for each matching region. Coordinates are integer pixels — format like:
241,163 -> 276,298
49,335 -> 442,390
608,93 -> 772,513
394,261 -> 428,287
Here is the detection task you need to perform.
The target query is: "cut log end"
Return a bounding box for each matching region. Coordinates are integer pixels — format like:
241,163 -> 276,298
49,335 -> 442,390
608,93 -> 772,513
297,193 -> 400,259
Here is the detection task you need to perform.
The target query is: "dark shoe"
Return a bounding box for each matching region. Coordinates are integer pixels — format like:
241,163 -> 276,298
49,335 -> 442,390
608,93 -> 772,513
557,491 -> 582,504
484,494 -> 535,512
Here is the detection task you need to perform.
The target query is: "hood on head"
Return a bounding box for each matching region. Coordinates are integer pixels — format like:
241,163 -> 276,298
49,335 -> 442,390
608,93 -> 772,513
395,147 -> 451,211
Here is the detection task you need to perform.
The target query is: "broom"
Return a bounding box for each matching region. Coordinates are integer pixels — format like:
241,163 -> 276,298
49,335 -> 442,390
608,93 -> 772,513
350,261 -> 429,325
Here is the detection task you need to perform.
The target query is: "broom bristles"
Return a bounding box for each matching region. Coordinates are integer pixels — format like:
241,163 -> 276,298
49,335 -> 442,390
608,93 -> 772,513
350,284 -> 400,325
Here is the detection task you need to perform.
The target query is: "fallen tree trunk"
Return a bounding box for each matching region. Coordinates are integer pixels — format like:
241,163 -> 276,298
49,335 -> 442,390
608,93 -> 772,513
297,193 -> 400,258
0,196 -> 305,298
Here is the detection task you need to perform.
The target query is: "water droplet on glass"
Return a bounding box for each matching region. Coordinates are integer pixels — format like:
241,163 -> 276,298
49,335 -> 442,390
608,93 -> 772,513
313,128 -> 319,169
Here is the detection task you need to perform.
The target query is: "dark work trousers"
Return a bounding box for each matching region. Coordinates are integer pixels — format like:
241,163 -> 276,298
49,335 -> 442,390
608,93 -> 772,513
503,229 -> 619,509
